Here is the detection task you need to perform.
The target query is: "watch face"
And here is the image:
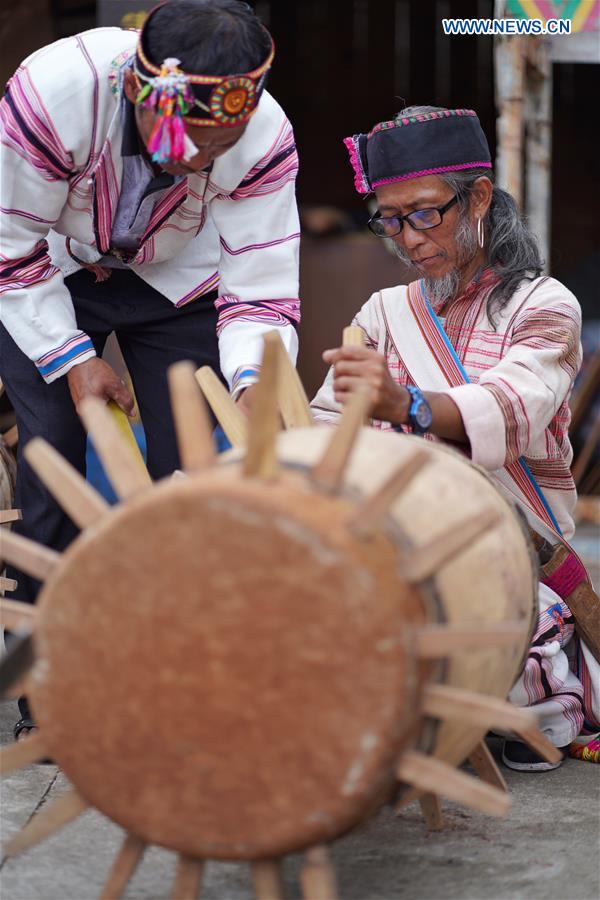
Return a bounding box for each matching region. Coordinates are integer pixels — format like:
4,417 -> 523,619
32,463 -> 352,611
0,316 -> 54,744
414,400 -> 432,429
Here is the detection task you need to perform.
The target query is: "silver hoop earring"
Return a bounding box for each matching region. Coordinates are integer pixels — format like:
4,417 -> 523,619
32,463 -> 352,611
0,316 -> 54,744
477,217 -> 484,249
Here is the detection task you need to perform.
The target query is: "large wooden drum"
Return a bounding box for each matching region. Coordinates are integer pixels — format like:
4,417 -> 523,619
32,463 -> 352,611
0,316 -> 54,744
24,424 -> 537,862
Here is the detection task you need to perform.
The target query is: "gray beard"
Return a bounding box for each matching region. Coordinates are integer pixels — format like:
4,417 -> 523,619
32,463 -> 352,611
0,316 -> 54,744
393,212 -> 479,306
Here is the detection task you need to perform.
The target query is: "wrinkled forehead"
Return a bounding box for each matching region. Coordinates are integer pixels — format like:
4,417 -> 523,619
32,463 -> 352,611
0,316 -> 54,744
375,174 -> 454,212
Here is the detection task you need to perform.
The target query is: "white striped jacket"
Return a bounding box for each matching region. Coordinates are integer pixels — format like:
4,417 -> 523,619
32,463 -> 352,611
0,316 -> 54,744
0,28 -> 300,388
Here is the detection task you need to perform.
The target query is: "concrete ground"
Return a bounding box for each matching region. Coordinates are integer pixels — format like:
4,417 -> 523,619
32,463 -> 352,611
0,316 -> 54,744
1,526 -> 599,900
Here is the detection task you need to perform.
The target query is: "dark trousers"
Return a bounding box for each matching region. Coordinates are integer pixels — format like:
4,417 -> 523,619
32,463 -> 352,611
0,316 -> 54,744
0,267 -> 221,611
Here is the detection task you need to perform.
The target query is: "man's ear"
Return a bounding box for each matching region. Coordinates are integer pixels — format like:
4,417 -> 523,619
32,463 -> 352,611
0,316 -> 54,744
471,176 -> 493,219
123,68 -> 141,104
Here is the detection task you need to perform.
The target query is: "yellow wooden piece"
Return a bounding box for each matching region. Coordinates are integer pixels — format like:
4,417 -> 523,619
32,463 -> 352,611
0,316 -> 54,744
107,401 -> 148,476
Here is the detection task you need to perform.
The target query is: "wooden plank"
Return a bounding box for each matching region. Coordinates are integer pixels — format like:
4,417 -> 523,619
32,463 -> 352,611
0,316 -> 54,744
416,622 -> 526,659
24,438 -> 108,529
168,362 -> 215,471
300,846 -> 338,900
252,860 -> 283,900
170,855 -> 204,900
419,793 -> 444,831
0,732 -> 49,775
403,508 -> 500,583
422,683 -> 535,732
79,398 -> 151,500
468,740 -> 508,792
349,449 -> 429,537
5,790 -> 89,857
270,331 -> 314,429
0,509 -> 22,525
311,384 -> 371,493
99,833 -> 146,900
195,366 -> 247,449
0,530 -> 59,581
396,752 -> 510,818
0,598 -> 36,630
243,332 -> 280,480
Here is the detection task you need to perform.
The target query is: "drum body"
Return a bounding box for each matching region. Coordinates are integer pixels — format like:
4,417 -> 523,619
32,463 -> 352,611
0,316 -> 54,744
29,426 -> 536,860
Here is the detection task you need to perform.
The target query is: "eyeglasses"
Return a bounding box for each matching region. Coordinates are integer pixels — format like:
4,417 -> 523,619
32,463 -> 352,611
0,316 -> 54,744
367,194 -> 459,238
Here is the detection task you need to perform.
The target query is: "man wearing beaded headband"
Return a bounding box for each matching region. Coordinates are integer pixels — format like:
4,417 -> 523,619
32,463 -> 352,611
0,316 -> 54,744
312,105 -> 599,771
0,0 -> 300,740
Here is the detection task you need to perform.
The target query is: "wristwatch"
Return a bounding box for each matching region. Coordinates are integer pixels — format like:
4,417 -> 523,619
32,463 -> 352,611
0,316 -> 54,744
405,385 -> 433,435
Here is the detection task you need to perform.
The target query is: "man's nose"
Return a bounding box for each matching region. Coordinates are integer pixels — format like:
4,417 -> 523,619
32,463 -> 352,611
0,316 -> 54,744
396,224 -> 426,252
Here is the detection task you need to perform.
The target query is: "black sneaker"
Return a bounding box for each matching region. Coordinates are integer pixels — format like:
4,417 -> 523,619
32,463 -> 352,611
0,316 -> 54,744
501,739 -> 566,772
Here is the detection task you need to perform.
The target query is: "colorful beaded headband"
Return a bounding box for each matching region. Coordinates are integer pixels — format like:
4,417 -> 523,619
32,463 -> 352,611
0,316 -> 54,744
344,109 -> 492,195
134,2 -> 274,162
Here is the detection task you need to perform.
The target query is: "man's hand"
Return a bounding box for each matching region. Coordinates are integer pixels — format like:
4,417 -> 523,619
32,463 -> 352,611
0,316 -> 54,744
234,383 -> 258,417
322,346 -> 409,424
67,358 -> 135,416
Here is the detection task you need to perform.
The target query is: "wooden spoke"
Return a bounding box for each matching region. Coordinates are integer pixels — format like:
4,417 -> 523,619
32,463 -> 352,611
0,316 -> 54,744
79,398 -> 151,500
396,752 -> 510,818
252,860 -> 284,900
394,786 -> 424,813
267,330 -> 314,429
24,438 -> 108,529
349,449 -> 429,537
0,530 -> 59,581
0,576 -> 18,593
244,332 -> 281,480
422,684 -> 535,733
415,622 -> 526,659
300,845 -> 338,900
170,855 -> 204,900
468,740 -> 508,792
100,833 -> 146,900
0,509 -> 22,525
403,508 -> 501,583
0,732 -> 49,776
0,598 -> 36,630
5,789 -> 89,857
419,793 -> 444,831
514,726 -> 563,765
311,384 -> 371,493
4,424 -> 18,448
168,362 -> 215,472
342,325 -> 365,347
195,366 -> 247,448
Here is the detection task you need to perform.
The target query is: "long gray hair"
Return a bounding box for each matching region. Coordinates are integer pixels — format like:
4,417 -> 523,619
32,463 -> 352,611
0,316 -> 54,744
393,106 -> 543,325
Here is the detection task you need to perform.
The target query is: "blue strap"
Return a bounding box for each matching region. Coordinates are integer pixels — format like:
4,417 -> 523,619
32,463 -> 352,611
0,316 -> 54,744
421,282 -> 563,535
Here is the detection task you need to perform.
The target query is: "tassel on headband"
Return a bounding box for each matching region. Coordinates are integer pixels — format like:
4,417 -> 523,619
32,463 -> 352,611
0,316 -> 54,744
136,58 -> 195,164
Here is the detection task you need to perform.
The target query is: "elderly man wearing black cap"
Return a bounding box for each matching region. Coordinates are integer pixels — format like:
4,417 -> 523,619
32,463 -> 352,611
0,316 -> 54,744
312,105 -> 600,771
